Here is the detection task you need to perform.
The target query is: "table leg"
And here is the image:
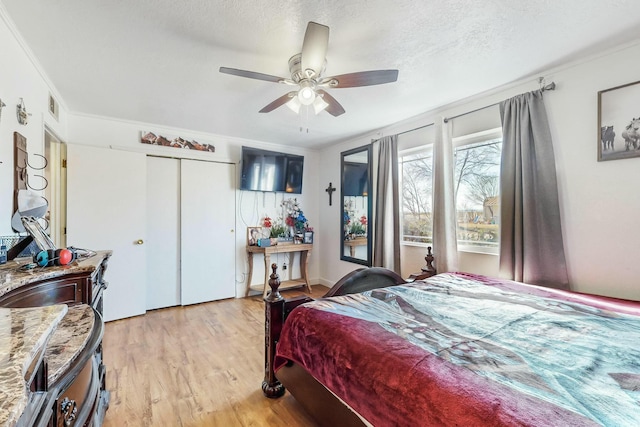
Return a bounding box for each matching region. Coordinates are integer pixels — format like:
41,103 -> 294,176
263,253 -> 272,299
350,245 -> 356,258
300,249 -> 312,293
245,252 -> 254,297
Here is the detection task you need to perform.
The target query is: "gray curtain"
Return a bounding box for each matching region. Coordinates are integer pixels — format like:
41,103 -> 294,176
499,90 -> 569,290
373,135 -> 400,273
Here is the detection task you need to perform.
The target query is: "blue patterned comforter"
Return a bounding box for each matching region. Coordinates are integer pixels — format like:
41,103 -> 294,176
305,273 -> 640,426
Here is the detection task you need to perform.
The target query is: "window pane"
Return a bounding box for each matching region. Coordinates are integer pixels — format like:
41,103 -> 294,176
400,150 -> 433,244
453,139 -> 502,249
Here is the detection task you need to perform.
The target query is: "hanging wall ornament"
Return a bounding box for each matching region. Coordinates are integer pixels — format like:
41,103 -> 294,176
17,98 -> 31,125
0,98 -> 6,122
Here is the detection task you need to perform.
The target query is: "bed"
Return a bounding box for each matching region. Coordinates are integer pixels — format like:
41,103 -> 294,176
262,264 -> 640,426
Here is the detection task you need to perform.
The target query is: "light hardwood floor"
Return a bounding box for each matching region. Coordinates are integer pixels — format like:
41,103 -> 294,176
102,285 -> 329,427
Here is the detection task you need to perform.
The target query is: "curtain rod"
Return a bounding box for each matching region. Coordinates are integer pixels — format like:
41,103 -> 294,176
443,81 -> 556,123
371,122 -> 435,142
371,81 -> 556,140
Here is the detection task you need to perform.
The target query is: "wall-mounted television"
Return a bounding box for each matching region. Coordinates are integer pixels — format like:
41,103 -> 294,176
240,146 -> 304,194
343,161 -> 368,196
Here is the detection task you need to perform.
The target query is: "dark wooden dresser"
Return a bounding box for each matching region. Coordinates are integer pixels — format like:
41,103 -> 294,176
0,250 -> 111,427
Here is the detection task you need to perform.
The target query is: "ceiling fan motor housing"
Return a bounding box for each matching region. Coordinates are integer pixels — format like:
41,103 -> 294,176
289,53 -> 326,82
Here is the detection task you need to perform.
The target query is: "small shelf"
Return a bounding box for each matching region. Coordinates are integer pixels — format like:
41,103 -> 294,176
249,279 -> 306,293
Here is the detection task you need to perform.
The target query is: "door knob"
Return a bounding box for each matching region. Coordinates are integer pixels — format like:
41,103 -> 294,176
135,239 -> 144,245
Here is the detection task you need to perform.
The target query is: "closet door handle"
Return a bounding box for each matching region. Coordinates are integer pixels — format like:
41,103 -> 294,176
135,239 -> 144,245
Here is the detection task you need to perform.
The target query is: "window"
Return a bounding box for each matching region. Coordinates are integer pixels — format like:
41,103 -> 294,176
453,133 -> 502,253
400,147 -> 433,245
399,129 -> 502,253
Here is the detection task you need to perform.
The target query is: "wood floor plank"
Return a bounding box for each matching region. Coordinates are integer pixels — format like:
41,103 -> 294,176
103,285 -> 328,426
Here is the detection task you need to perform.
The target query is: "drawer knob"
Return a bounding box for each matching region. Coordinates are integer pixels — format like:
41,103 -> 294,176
60,397 -> 77,426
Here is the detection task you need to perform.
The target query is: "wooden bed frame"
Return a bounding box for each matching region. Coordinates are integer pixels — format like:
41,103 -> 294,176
262,250 -> 436,426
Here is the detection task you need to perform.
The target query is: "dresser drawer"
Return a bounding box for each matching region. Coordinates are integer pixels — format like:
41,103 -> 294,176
55,358 -> 100,427
0,276 -> 89,307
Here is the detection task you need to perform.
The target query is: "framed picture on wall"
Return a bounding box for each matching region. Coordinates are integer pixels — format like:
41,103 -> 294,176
597,79 -> 640,161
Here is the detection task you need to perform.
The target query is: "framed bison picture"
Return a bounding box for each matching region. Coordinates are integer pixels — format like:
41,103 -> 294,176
597,80 -> 640,161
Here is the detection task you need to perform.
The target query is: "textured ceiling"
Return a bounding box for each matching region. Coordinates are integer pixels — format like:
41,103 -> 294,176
3,0 -> 640,148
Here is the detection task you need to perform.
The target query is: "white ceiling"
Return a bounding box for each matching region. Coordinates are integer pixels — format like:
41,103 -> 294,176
3,0 -> 640,149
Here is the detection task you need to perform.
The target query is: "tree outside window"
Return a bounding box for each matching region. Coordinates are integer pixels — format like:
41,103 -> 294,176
399,135 -> 502,253
454,138 -> 502,251
400,149 -> 433,244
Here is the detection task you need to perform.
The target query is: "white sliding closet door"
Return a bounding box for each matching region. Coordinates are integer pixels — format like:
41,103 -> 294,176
180,160 -> 236,305
146,157 -> 181,310
66,144 -> 147,321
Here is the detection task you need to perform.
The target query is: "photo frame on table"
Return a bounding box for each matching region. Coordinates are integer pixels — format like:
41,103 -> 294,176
303,231 -> 314,244
597,79 -> 640,162
247,227 -> 269,246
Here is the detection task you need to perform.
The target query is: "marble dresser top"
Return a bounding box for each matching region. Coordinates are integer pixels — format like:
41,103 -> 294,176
0,250 -> 112,299
0,304 -> 67,427
45,304 -> 96,386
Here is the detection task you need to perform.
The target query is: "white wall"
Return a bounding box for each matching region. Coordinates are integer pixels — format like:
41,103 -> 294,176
67,114 -> 321,297
1,5 -> 321,299
0,10 -> 68,236
320,40 -> 640,301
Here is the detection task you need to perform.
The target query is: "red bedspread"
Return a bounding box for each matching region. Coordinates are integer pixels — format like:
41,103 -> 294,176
275,273 -> 640,426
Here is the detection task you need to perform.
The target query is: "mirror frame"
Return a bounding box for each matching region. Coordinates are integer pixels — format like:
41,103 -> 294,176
340,144 -> 373,266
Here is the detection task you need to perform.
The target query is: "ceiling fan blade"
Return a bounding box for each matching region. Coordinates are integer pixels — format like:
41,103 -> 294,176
259,91 -> 297,113
301,22 -> 329,78
219,67 -> 285,83
317,90 -> 345,117
322,70 -> 399,88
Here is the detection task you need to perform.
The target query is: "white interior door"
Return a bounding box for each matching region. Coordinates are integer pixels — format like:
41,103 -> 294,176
66,144 -> 147,321
146,156 -> 181,310
180,160 -> 235,305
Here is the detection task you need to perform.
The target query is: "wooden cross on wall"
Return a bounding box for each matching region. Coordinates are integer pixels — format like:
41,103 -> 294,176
325,182 -> 336,206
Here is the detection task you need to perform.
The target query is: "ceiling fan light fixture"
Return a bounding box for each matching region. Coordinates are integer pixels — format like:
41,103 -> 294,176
286,96 -> 302,113
297,80 -> 316,105
312,94 -> 329,114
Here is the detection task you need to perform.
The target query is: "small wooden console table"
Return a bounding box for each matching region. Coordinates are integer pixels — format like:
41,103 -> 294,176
344,237 -> 367,257
246,243 -> 313,298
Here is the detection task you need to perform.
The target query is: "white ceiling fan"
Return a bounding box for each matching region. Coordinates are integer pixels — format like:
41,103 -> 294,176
220,22 -> 399,117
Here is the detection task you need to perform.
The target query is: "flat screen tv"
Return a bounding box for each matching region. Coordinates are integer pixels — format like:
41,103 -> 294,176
343,161 -> 368,196
240,146 -> 304,194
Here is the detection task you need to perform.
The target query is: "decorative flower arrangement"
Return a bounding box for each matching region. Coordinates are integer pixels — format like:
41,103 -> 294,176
260,215 -> 288,239
281,198 -> 309,231
349,214 -> 367,236
269,219 -> 288,238
344,213 -> 367,237
349,220 -> 366,236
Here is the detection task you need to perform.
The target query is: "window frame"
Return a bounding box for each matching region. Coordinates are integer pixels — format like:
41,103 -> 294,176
452,127 -> 502,255
398,144 -> 434,246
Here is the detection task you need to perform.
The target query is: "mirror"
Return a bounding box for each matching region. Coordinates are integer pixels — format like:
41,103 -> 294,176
341,144 -> 372,266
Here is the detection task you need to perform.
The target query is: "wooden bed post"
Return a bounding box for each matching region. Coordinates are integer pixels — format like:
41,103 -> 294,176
408,246 -> 437,281
262,263 -> 286,398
